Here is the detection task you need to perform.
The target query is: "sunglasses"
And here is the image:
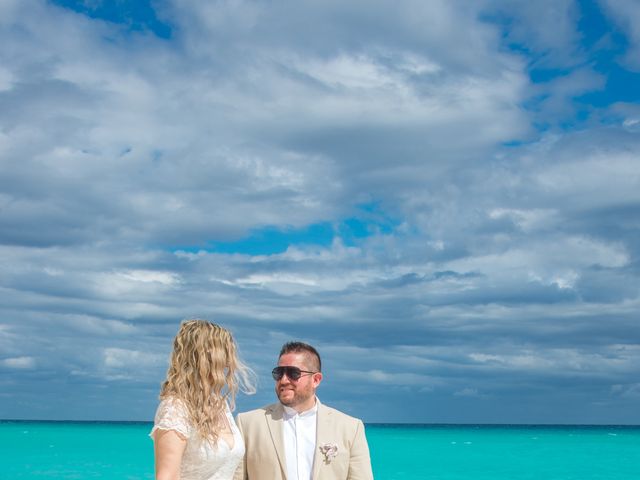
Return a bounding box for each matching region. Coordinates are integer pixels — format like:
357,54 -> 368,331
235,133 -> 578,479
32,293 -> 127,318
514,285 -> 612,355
271,366 -> 317,381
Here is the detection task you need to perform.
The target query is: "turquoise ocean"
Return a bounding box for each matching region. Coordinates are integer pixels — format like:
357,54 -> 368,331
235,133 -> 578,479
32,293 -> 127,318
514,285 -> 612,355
2,421 -> 639,479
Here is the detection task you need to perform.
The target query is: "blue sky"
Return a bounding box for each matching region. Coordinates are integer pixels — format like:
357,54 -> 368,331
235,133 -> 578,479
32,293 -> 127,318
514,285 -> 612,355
1,0 -> 639,424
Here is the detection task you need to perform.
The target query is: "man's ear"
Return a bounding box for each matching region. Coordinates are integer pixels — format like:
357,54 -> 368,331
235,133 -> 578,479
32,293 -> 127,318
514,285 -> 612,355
313,372 -> 323,388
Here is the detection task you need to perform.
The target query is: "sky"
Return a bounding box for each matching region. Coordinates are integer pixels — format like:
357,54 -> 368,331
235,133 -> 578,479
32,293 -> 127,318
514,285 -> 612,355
0,0 -> 639,425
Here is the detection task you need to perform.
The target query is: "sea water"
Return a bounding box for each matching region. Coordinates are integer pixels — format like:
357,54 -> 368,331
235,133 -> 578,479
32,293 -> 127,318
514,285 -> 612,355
366,424 -> 640,479
1,421 -> 639,479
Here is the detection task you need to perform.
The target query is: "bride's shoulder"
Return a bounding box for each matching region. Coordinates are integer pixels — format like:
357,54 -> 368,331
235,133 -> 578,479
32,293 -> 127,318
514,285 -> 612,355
154,396 -> 191,423
151,396 -> 192,439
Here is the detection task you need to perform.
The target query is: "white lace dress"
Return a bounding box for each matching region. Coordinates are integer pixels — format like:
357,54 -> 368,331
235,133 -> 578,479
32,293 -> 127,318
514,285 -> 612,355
150,397 -> 244,480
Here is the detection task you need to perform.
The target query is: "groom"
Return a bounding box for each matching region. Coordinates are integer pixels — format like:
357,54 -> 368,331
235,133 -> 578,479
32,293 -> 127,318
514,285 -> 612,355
234,341 -> 373,480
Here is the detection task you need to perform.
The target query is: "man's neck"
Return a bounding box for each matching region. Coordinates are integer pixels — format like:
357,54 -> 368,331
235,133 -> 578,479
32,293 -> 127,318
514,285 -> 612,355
283,396 -> 318,415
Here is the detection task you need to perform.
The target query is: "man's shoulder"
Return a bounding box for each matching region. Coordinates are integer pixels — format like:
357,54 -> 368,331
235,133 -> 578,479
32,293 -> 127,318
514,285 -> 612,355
236,403 -> 280,421
319,403 -> 364,425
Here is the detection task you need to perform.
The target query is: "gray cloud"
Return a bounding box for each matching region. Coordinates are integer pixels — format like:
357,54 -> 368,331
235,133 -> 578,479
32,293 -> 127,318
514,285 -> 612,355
0,0 -> 639,424
600,0 -> 640,71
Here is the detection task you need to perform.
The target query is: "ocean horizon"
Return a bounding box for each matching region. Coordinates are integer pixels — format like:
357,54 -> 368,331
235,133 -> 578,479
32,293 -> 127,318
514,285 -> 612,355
3,418 -> 640,427
3,420 -> 639,479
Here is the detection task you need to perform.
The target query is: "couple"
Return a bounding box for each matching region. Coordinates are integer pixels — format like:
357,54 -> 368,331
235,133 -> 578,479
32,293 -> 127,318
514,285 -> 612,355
150,319 -> 374,480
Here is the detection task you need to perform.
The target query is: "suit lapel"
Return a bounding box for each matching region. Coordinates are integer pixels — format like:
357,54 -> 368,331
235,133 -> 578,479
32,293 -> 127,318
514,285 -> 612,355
311,403 -> 333,480
265,403 -> 287,479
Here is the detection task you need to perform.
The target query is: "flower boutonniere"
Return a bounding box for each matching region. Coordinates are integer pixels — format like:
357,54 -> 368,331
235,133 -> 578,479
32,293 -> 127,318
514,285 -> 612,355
319,443 -> 338,464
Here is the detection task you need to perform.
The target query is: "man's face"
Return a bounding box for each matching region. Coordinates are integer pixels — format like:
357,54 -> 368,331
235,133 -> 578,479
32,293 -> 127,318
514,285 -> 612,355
275,352 -> 322,411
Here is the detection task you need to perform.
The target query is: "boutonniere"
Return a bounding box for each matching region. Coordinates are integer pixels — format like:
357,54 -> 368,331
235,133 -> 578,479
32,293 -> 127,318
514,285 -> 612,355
319,443 -> 338,464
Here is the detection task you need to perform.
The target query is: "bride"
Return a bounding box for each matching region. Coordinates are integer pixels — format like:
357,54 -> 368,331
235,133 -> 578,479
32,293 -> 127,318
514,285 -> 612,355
150,319 -> 255,480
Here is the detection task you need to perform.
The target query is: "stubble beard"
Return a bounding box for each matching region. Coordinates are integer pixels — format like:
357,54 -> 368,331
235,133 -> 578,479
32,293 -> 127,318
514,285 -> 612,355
277,386 -> 313,408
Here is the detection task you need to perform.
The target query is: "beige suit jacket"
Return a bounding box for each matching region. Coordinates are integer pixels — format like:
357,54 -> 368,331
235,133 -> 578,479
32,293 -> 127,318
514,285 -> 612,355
234,402 -> 373,480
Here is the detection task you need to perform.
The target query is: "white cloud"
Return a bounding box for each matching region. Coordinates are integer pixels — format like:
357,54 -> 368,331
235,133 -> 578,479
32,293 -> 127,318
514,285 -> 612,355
339,369 -> 438,388
118,270 -> 181,285
600,0 -> 640,70
103,348 -> 166,369
534,152 -> 640,207
489,0 -> 581,66
0,66 -> 14,91
488,208 -> 560,232
1,356 -> 36,369
447,236 -> 628,286
469,346 -> 639,374
91,270 -> 182,299
296,54 -> 398,90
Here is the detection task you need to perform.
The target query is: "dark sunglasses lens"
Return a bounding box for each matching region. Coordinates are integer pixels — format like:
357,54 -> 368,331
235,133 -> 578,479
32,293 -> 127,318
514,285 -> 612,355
272,366 -> 301,380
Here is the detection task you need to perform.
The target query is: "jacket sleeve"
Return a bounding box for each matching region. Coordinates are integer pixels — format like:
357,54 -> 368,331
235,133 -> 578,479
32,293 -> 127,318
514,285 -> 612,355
233,414 -> 248,480
347,420 -> 374,480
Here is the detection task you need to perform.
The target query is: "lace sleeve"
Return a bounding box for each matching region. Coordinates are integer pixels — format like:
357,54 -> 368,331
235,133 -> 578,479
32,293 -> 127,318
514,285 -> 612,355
149,397 -> 192,440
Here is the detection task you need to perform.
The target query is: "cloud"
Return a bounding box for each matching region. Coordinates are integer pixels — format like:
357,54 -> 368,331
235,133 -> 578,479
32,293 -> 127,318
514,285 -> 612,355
339,369 -> 439,388
611,382 -> 640,399
600,0 -> 640,70
0,0 -> 533,250
0,0 -> 638,423
454,388 -> 482,397
1,356 -> 36,369
487,0 -> 582,67
468,345 -> 639,375
103,348 -> 164,368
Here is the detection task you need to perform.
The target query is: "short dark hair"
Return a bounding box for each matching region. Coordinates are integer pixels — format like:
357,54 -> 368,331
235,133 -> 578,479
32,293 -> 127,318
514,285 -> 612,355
279,341 -> 322,372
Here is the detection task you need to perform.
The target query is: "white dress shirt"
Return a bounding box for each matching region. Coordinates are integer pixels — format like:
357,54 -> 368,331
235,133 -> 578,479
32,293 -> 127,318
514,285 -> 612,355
282,398 -> 319,480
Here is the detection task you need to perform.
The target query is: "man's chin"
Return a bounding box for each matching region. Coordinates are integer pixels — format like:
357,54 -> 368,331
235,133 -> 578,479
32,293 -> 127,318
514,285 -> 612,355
278,394 -> 295,406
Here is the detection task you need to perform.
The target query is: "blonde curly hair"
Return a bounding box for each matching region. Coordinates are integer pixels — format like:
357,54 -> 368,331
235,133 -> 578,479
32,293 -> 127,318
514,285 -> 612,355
160,319 -> 255,443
